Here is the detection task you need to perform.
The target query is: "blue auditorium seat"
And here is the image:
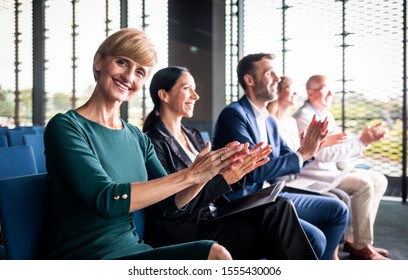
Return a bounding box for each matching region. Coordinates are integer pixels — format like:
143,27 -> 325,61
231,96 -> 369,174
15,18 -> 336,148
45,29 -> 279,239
23,134 -> 46,173
0,146 -> 38,179
0,135 -> 8,148
0,173 -> 49,259
200,131 -> 211,143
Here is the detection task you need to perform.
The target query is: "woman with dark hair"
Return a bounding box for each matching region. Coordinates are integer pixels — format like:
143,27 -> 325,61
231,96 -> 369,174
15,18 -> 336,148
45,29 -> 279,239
142,66 -> 318,260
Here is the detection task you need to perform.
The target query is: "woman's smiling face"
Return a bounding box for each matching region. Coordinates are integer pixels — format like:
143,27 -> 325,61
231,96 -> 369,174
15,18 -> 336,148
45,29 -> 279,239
95,54 -> 152,103
163,71 -> 200,119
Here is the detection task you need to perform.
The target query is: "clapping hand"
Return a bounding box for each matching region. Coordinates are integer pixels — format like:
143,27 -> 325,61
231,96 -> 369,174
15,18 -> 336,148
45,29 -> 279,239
320,132 -> 347,148
298,114 -> 329,160
188,141 -> 247,185
360,122 -> 388,146
222,142 -> 272,184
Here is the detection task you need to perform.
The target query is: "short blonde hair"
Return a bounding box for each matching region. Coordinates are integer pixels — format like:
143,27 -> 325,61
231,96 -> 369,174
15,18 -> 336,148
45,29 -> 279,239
92,28 -> 158,81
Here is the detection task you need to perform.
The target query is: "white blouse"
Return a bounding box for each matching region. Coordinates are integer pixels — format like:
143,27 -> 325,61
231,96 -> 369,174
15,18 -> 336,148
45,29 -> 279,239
275,116 -> 301,151
175,131 -> 199,162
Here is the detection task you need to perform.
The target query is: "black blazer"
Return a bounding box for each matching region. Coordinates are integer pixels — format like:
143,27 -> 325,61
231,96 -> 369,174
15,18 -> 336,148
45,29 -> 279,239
143,117 -> 233,247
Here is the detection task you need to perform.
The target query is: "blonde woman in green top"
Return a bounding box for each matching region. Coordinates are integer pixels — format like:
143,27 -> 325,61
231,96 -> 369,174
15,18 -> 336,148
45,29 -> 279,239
44,28 -> 246,260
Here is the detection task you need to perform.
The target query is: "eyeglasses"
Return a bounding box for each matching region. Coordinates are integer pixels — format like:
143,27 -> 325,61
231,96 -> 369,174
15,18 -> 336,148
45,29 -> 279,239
280,84 -> 297,91
308,86 -> 331,93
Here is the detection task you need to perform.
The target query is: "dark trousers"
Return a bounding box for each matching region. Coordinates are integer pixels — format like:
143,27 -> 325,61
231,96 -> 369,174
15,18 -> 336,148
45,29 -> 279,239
197,197 -> 317,260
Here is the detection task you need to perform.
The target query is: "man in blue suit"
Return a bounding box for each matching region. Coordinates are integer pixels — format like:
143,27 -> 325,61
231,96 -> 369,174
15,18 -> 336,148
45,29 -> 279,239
212,53 -> 349,260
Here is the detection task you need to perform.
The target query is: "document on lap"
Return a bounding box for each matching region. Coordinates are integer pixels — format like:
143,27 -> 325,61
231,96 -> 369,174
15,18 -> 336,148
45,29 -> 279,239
284,163 -> 356,194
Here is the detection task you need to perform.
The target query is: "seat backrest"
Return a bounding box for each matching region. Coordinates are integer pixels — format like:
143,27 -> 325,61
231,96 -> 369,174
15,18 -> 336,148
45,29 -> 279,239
0,135 -> 8,148
23,134 -> 46,173
0,146 -> 38,179
0,173 -> 49,259
200,131 -> 211,143
32,125 -> 45,135
132,209 -> 145,240
0,127 -> 8,137
0,173 -> 145,259
6,129 -> 24,146
0,244 -> 5,260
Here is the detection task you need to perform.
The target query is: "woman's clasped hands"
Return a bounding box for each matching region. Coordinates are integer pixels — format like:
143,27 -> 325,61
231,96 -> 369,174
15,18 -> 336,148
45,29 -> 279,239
187,140 -> 272,185
222,142 -> 272,184
187,141 -> 247,183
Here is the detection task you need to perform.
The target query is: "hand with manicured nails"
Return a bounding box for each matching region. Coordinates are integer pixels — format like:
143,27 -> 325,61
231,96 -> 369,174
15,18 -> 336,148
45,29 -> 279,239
188,141 -> 247,185
222,142 -> 272,185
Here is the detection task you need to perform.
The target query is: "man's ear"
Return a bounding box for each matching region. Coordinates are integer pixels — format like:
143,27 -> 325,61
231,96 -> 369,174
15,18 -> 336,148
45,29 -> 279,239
306,89 -> 315,101
158,89 -> 168,103
244,73 -> 254,88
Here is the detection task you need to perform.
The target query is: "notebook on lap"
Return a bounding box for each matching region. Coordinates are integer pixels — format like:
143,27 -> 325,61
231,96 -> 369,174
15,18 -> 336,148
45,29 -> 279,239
209,180 -> 285,220
284,163 -> 355,194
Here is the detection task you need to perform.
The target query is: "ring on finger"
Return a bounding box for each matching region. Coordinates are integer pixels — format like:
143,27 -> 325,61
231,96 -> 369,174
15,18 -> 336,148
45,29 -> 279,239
219,155 -> 224,163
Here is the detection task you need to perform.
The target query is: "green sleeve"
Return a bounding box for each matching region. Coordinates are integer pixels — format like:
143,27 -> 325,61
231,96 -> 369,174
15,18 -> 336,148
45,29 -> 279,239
44,114 -> 131,219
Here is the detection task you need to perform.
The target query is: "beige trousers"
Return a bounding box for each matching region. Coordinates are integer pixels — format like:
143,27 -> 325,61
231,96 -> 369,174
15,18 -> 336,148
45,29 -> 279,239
337,168 -> 388,249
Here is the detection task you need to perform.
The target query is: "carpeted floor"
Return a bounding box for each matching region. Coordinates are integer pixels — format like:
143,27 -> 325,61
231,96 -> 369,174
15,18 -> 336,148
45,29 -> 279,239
339,198 -> 408,260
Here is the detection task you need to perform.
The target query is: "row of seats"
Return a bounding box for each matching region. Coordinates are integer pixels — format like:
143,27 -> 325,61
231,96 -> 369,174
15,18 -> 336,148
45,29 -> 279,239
0,127 -> 203,259
0,135 -> 46,259
0,129 -> 46,175
0,126 -> 45,148
0,138 -> 46,175
0,125 -> 144,259
0,174 -> 48,259
0,146 -> 39,179
0,173 -> 145,260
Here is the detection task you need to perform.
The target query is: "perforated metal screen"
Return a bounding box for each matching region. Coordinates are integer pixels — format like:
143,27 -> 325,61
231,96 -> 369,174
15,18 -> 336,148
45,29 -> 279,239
226,0 -> 406,195
0,0 -> 168,128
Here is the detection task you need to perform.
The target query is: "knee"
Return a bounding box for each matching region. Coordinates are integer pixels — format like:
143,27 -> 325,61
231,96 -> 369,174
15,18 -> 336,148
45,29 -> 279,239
360,172 -> 388,198
208,244 -> 232,260
329,190 -> 351,209
323,198 -> 349,229
354,176 -> 375,197
301,220 -> 326,259
376,173 -> 388,195
361,178 -> 376,200
337,199 -> 349,215
333,199 -> 349,224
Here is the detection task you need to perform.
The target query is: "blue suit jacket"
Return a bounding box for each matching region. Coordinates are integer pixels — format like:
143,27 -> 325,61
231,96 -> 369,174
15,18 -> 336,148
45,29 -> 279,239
213,96 -> 308,200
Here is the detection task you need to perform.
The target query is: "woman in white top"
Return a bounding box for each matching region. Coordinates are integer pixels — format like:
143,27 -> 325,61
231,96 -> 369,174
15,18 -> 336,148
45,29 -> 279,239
267,76 -> 352,259
267,76 -> 349,203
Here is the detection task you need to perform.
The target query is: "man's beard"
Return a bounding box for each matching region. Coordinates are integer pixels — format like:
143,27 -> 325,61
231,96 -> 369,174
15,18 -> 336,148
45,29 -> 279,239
255,86 -> 276,103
